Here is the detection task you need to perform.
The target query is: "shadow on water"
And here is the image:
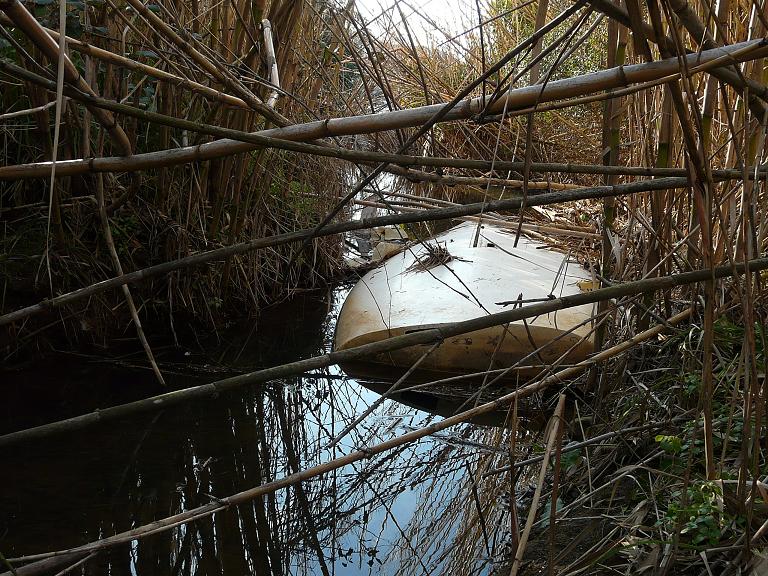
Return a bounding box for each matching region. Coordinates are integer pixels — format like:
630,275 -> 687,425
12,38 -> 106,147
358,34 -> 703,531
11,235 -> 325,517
1,289 -> 540,575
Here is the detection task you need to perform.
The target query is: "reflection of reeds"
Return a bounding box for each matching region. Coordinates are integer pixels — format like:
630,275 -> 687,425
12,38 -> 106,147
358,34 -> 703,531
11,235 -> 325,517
2,0 -> 768,573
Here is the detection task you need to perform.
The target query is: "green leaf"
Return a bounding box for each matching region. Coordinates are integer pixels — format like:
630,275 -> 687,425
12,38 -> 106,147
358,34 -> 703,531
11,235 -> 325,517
133,50 -> 159,59
561,447 -> 582,470
655,434 -> 682,454
540,497 -> 564,523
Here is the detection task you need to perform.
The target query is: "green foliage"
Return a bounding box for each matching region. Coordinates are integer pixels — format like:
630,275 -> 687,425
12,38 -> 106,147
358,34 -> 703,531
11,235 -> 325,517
659,482 -> 733,546
712,317 -> 766,370
560,447 -> 582,470
713,317 -> 746,349
32,0 -> 86,37
111,214 -> 141,258
540,496 -> 564,523
655,434 -> 682,454
682,373 -> 701,397
657,420 -> 716,473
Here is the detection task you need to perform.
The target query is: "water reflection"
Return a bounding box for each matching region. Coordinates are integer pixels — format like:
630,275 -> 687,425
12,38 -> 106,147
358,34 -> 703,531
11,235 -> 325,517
1,289 -> 537,575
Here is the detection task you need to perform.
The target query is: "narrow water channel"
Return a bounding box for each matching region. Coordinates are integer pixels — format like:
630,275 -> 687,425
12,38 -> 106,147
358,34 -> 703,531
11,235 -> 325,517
1,289 -> 516,575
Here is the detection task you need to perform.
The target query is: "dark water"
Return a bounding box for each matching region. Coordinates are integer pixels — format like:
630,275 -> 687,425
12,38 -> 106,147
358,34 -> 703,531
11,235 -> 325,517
1,290 -> 515,575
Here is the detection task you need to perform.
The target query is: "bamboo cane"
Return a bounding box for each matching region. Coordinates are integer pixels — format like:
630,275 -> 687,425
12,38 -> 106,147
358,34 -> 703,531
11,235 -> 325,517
352,199 -> 600,239
509,394 -> 565,576
48,27 -> 248,108
257,39 -> 768,140
0,0 -> 132,156
261,19 -> 280,108
2,39 -> 767,180
0,13 -> 251,108
6,54 -> 768,182
2,78 -> 759,183
510,0 -> 550,249
594,18 -> 624,361
585,0 -> 768,115
0,176 -> 692,328
658,0 -> 720,481
1,258 -> 767,450
0,308 -> 709,574
118,0 -> 285,126
0,100 -> 55,120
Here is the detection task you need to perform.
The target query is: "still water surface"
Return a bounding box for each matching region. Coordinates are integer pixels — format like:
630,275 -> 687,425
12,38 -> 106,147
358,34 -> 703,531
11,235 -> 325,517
1,289 -> 517,575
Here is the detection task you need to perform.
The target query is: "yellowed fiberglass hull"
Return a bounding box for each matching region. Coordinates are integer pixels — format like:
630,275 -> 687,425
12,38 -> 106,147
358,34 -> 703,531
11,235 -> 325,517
335,222 -> 596,384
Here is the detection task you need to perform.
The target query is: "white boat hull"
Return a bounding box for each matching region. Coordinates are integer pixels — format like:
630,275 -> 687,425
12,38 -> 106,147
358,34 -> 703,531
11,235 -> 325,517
335,222 -> 596,383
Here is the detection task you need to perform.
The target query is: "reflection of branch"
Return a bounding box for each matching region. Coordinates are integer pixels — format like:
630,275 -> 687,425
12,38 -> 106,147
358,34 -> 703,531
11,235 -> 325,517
325,342 -> 441,449
4,310 -> 691,574
274,393 -> 331,576
465,462 -> 492,558
255,396 -> 285,575
361,475 -> 432,575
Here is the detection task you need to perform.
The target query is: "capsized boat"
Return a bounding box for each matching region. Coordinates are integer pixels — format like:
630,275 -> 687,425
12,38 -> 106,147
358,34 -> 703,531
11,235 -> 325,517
334,221 -> 597,384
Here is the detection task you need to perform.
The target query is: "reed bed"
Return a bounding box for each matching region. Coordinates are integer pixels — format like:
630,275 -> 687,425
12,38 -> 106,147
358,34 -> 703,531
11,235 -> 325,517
1,0 -> 768,574
356,0 -> 768,572
0,0 -> 354,353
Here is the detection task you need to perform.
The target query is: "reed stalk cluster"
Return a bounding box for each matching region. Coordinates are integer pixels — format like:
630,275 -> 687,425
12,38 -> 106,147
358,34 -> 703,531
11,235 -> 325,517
1,0 -> 354,349
1,0 -> 768,572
